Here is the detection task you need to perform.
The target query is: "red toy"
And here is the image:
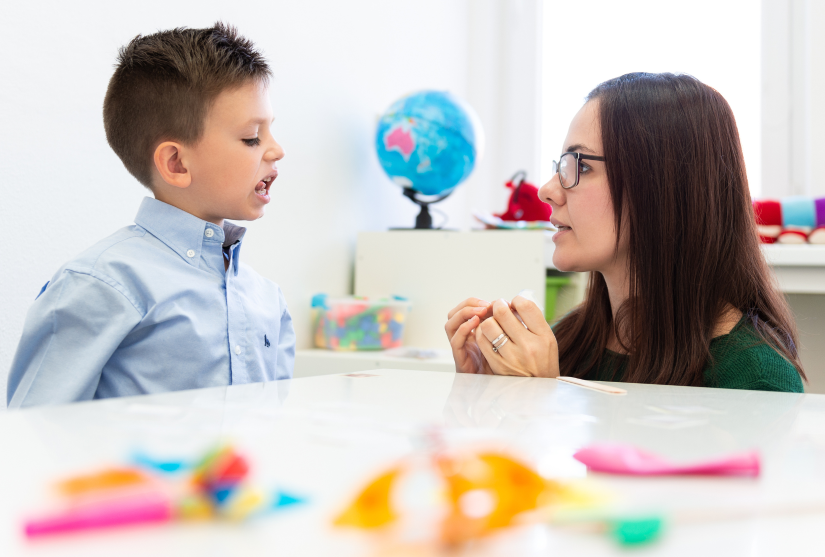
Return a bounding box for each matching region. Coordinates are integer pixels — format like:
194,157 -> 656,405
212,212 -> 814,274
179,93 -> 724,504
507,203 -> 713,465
495,171 -> 552,222
753,197 -> 825,244
753,199 -> 783,244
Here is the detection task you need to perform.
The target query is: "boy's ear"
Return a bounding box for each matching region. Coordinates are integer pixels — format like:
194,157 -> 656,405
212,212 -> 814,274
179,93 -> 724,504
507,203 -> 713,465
153,141 -> 191,189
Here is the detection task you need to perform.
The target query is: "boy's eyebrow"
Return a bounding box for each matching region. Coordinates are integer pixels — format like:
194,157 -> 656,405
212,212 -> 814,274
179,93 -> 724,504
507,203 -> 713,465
244,117 -> 276,126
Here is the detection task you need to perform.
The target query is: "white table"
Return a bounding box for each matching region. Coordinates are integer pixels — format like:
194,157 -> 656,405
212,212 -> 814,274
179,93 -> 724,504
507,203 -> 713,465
2,370 -> 824,556
294,348 -> 455,377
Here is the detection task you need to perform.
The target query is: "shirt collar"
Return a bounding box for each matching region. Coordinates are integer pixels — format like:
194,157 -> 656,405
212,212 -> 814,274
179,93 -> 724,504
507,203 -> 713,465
222,220 -> 246,275
134,197 -> 247,271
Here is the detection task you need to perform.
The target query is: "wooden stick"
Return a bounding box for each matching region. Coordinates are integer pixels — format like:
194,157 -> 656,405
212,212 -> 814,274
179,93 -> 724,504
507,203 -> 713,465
556,376 -> 627,395
673,500 -> 825,524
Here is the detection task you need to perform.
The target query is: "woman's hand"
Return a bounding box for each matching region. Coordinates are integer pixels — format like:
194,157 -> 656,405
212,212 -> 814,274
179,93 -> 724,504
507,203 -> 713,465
474,296 -> 559,378
445,297 -> 494,374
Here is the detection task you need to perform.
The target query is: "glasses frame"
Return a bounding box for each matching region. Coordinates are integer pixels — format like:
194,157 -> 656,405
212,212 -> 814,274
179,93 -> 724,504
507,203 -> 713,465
552,152 -> 606,189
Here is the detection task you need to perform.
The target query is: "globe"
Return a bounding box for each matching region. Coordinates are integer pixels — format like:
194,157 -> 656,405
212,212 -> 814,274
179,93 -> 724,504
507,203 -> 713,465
375,90 -> 483,228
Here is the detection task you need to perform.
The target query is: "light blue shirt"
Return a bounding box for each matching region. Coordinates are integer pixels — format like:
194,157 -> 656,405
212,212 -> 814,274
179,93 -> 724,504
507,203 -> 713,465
7,197 -> 295,408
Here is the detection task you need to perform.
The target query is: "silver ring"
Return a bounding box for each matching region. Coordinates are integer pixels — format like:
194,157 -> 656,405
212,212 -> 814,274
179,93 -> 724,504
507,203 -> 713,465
491,335 -> 509,352
491,333 -> 506,346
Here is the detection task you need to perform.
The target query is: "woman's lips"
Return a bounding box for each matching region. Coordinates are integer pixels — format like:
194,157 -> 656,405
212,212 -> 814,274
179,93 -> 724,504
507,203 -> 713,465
552,225 -> 572,241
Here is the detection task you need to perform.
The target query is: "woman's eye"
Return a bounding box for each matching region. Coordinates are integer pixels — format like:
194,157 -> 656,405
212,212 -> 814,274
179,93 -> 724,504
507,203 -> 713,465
579,163 -> 592,174
242,137 -> 261,147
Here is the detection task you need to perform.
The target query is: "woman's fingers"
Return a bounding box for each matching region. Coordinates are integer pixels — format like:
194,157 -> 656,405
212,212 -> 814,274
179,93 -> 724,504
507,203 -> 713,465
475,323 -> 499,360
475,323 -> 519,375
450,315 -> 478,351
490,299 -> 530,342
445,305 -> 489,340
476,312 -> 559,378
477,316 -> 513,356
511,295 -> 551,334
447,298 -> 490,320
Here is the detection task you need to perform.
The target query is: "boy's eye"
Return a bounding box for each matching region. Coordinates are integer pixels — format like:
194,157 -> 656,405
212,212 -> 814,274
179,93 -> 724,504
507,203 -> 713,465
242,137 -> 261,147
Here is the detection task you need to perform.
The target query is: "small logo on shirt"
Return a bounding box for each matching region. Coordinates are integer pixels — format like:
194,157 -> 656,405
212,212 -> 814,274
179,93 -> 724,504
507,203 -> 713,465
264,334 -> 270,348
36,281 -> 50,300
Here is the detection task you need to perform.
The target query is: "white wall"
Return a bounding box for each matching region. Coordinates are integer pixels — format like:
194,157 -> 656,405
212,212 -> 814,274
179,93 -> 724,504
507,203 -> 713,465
762,0 -> 825,198
542,0 -> 761,195
0,1 -> 543,405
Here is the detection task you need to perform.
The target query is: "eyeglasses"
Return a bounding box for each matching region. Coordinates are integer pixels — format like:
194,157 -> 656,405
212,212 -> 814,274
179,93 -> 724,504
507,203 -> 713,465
551,152 -> 606,189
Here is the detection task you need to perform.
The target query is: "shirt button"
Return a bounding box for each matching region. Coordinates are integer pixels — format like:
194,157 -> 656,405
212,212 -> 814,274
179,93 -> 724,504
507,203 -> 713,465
234,345 -> 242,355
204,229 -> 214,238
186,249 -> 195,258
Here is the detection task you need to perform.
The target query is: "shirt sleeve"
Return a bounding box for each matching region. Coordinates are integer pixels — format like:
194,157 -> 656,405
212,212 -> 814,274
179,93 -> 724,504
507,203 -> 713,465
7,270 -> 142,408
275,287 -> 296,380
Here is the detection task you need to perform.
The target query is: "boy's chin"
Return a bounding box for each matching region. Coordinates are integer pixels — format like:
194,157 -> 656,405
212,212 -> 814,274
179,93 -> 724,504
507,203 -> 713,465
223,207 -> 266,222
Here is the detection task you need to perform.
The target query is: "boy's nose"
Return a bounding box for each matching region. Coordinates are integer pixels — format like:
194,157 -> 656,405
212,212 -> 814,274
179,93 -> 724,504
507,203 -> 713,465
267,140 -> 285,162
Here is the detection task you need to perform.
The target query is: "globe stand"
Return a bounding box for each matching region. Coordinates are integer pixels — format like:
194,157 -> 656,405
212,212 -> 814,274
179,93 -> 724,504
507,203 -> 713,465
401,187 -> 451,230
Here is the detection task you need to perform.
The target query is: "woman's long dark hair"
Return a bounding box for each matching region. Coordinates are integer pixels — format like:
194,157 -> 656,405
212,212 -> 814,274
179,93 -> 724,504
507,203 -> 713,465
553,73 -> 805,385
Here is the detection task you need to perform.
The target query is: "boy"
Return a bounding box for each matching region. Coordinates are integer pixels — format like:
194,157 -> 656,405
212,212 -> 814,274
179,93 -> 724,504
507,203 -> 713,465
7,23 -> 295,408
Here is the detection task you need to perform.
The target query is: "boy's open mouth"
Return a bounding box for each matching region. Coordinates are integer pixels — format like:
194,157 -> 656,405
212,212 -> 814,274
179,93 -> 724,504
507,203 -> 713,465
255,172 -> 277,197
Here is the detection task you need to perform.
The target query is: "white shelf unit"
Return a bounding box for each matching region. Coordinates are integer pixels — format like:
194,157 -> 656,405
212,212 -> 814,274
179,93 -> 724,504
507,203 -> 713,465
761,245 -> 825,294
547,238 -> 825,295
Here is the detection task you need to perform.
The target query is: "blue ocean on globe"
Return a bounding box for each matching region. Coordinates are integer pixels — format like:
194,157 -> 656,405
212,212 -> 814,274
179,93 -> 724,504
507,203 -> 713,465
375,91 -> 482,197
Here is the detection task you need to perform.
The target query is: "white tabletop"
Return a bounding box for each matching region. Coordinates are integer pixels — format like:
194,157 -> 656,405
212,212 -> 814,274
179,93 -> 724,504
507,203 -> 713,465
2,370 -> 824,556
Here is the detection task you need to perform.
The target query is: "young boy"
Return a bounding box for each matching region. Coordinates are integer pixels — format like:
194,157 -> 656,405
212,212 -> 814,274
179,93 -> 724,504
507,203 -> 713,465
7,23 -> 295,408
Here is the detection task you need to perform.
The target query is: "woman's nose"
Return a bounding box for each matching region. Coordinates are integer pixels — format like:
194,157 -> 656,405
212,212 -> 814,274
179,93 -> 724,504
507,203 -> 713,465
538,171 -> 565,207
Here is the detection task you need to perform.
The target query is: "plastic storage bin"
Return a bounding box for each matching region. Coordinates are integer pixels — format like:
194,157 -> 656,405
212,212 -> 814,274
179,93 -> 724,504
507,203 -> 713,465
311,294 -> 412,351
545,275 -> 571,322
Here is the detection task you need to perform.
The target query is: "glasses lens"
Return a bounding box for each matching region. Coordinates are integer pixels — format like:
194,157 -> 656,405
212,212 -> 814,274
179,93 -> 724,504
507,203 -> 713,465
559,153 -> 576,188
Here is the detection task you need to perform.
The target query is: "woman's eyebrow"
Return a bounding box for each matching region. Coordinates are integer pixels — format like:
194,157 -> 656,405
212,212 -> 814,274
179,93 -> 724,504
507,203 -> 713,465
565,143 -> 596,153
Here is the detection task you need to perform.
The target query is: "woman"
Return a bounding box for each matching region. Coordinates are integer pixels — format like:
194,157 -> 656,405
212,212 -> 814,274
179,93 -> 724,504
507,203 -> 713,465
445,73 -> 805,392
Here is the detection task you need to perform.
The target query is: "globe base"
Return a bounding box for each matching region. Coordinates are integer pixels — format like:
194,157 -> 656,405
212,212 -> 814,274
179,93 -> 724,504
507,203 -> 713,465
399,187 -> 451,230
414,204 -> 433,229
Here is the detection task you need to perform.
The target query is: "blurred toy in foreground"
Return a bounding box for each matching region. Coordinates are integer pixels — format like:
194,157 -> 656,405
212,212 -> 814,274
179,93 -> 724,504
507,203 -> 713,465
311,294 -> 411,351
334,447 -> 598,548
473,171 -> 554,230
753,197 -> 825,244
24,446 -> 306,538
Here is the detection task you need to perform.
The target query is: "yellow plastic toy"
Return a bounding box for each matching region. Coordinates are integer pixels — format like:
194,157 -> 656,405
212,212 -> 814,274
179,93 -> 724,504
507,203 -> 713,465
334,449 -> 586,547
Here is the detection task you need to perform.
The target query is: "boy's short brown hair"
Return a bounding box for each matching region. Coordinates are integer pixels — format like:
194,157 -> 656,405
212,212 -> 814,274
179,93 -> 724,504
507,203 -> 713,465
103,23 -> 271,187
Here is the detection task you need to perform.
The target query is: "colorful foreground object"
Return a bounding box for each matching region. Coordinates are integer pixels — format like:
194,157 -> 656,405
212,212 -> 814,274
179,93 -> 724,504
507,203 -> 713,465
24,446 -> 307,538
437,452 -> 555,545
57,468 -> 150,495
311,294 -> 411,351
334,467 -> 402,529
25,493 -> 173,537
334,449 -> 594,547
573,444 -> 760,477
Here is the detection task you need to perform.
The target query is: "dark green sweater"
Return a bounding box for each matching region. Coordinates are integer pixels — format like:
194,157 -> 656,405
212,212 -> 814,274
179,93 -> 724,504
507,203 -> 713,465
572,317 -> 804,393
